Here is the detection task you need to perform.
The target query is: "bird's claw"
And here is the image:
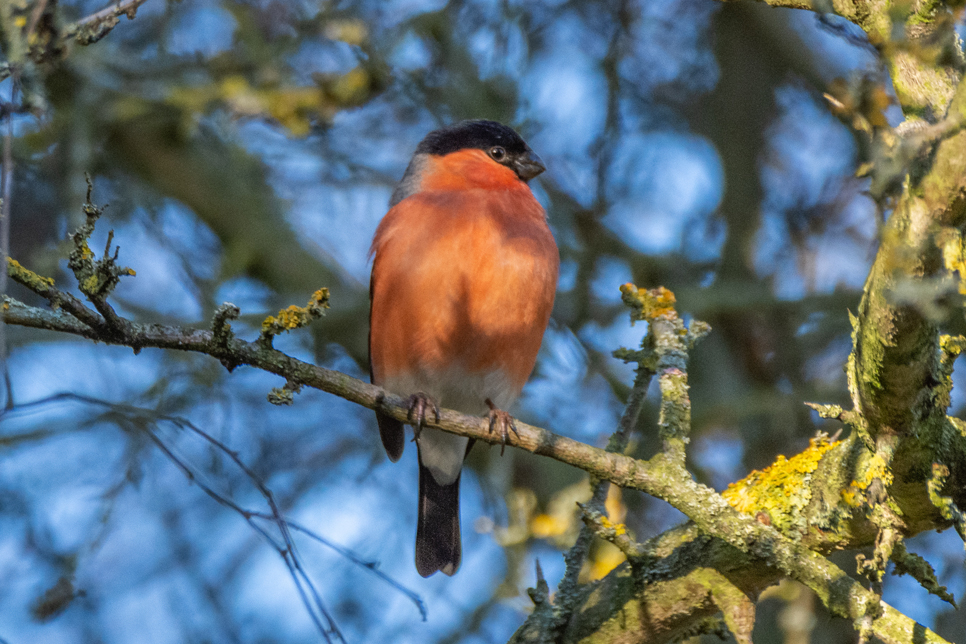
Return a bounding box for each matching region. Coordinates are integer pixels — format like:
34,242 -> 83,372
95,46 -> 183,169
485,398 -> 518,456
407,392 -> 440,441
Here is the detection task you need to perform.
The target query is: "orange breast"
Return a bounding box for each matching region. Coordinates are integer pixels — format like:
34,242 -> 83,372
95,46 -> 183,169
369,183 -> 558,402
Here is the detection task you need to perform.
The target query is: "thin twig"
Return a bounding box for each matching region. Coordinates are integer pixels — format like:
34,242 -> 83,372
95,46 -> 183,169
552,360 -> 652,631
75,0 -> 149,27
0,76 -> 17,409
258,516 -> 428,620
550,14 -> 640,602
0,393 -> 429,640
25,0 -> 50,39
149,426 -> 343,639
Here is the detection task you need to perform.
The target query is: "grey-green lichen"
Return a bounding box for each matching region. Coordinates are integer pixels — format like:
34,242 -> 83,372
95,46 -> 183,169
67,184 -> 135,299
927,462 -> 966,544
890,540 -> 956,606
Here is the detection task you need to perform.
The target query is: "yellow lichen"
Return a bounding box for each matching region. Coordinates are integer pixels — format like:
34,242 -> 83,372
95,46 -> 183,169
7,257 -> 55,288
589,542 -> 625,580
842,451 -> 894,507
619,283 -> 677,323
940,334 -> 966,356
82,275 -> 100,294
261,288 -> 330,337
75,241 -> 94,261
723,436 -> 839,527
594,515 -> 627,536
939,228 -> 966,294
276,306 -> 307,330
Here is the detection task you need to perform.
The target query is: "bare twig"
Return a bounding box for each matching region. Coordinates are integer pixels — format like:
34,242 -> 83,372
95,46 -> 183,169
25,0 -> 51,42
550,354 -> 653,632
0,392 -> 427,636
0,75 -> 17,409
250,515 -> 427,621
66,0 -> 150,46
75,0 -> 149,27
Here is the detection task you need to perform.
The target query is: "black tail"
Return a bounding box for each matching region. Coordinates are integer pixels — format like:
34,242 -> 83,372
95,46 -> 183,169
415,460 -> 461,577
376,411 -> 404,462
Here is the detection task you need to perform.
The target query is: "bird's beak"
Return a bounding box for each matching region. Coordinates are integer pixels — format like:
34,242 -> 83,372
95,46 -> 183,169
513,150 -> 546,181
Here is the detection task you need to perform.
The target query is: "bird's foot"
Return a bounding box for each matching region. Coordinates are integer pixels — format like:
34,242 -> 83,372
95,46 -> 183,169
485,398 -> 519,456
407,392 -> 440,441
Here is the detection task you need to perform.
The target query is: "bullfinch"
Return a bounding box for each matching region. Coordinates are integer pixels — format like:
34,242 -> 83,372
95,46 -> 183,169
368,120 -> 558,576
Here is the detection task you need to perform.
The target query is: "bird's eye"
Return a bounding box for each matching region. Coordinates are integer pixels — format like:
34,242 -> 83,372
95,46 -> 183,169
488,146 -> 507,161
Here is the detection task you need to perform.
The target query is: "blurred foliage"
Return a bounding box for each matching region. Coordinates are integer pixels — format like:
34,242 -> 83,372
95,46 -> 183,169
2,0 -> 965,643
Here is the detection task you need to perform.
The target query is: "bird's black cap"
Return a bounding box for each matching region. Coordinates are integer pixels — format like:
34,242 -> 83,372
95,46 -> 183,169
415,119 -> 545,182
390,120 -> 545,206
416,120 -> 531,157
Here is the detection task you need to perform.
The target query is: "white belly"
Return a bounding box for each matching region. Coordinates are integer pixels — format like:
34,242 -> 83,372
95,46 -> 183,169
384,366 -> 520,485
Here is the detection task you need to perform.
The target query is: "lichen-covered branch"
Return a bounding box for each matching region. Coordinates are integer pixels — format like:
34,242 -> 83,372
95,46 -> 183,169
850,82 -> 966,444
533,430 -> 956,644
715,0 -> 891,42
4,246 -> 952,643
63,0 -> 149,46
537,287 -> 706,640
0,0 -> 150,84
4,178 -> 958,644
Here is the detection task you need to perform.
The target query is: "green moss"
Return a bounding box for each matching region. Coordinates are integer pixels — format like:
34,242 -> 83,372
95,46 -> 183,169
889,51 -> 957,116
920,130 -> 966,214
907,0 -> 942,26
658,367 -> 691,459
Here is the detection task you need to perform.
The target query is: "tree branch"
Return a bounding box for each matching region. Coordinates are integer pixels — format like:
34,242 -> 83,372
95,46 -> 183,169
3,254 -> 954,644
65,0 -> 151,46
715,0 -> 890,42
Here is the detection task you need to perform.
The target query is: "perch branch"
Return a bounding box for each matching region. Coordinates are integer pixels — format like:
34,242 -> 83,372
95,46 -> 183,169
1,258 -> 949,644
